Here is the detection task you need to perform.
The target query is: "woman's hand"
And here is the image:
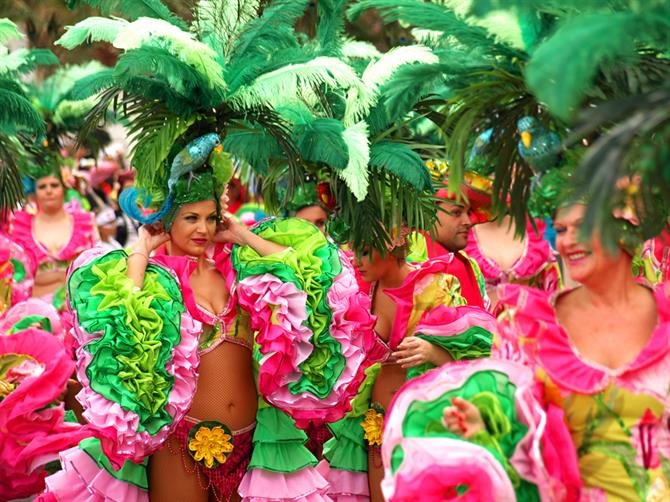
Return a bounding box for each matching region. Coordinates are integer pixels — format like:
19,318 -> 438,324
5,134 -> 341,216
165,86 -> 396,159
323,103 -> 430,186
442,397 -> 485,439
393,336 -> 451,368
214,216 -> 248,246
134,224 -> 170,255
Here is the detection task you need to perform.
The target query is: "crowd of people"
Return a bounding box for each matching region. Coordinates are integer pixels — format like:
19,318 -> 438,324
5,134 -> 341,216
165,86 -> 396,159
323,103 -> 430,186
1,1 -> 670,502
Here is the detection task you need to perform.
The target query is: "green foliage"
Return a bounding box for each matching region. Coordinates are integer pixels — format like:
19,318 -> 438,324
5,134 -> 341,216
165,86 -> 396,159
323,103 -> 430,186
222,125 -> 282,175
229,0 -> 309,63
369,141 -> 432,192
0,49 -> 59,77
0,135 -> 26,221
295,118 -> 349,169
70,69 -> 116,100
116,46 -> 217,101
66,0 -> 187,29
0,18 -> 23,45
347,0 -> 520,58
317,0 -> 348,56
526,13 -> 640,121
0,87 -> 45,134
56,17 -> 128,50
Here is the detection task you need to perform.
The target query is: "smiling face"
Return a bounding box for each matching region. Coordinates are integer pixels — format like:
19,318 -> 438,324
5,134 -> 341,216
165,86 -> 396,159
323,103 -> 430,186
35,175 -> 65,213
435,201 -> 474,252
295,205 -> 328,234
554,204 -> 622,285
168,199 -> 218,257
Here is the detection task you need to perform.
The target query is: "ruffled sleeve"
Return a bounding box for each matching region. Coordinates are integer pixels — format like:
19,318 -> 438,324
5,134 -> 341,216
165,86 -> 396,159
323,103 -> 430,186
409,304 -> 496,379
60,203 -> 99,262
0,328 -> 91,500
380,359 -> 581,501
66,248 -> 199,468
231,217 -> 378,428
8,211 -> 40,274
0,234 -> 34,304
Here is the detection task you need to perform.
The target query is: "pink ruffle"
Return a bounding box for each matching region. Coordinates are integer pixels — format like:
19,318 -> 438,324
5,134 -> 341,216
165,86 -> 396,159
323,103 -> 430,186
12,203 -> 98,269
384,439 -> 514,501
383,359 -> 576,499
68,248 -> 200,467
326,468 -> 369,501
413,304 -> 497,338
41,445 -> 148,502
0,298 -> 64,338
235,251 -> 377,427
0,232 -> 34,302
382,257 -> 465,350
239,461 -> 332,501
0,329 -> 90,499
465,219 -> 556,286
497,284 -> 670,394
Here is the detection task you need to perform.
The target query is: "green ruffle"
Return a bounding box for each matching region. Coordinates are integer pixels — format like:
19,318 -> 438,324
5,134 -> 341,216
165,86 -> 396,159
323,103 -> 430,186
349,364 -> 380,417
248,406 -> 318,473
9,258 -> 26,283
79,437 -> 148,489
401,369 -> 540,500
7,315 -> 52,334
323,416 -> 368,472
67,250 -> 184,434
408,327 -> 492,380
232,218 -> 346,399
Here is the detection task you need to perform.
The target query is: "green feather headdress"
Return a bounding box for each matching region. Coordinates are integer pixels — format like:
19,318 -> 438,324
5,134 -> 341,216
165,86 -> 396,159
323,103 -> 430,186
58,0 -> 441,253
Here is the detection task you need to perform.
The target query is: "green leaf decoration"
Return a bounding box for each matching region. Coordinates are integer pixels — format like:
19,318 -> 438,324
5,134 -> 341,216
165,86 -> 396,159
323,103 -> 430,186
222,125 -> 282,175
369,141 -> 432,192
347,0 -> 518,57
526,13 -> 639,121
229,0 -> 309,63
295,118 -> 349,169
70,69 -> 116,100
317,0 -> 348,56
56,17 -> 129,50
338,121 -> 370,201
0,135 -> 26,221
66,0 -> 187,29
0,18 -> 23,46
0,87 -> 45,134
194,0 -> 260,60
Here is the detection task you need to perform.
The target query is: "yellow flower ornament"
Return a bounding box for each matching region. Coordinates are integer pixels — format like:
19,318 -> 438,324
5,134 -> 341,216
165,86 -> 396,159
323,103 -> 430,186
187,421 -> 234,469
361,407 -> 384,447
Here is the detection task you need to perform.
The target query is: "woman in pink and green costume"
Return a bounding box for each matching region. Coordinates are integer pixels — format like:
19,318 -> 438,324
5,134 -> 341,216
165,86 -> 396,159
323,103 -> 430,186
39,133 -> 377,502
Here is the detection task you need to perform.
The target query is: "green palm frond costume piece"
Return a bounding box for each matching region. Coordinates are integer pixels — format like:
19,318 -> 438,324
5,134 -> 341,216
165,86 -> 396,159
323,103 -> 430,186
349,0 -> 670,246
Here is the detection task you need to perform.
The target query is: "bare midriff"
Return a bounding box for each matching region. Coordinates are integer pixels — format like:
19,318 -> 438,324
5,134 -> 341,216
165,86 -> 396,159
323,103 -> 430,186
188,340 -> 257,430
370,362 -> 406,411
32,270 -> 67,298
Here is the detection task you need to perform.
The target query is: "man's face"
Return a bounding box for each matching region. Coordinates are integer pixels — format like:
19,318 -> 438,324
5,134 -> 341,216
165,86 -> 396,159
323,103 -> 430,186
435,200 -> 473,252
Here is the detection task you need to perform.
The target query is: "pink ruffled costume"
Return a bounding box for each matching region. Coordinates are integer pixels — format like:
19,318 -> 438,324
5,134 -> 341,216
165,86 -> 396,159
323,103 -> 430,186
0,328 -> 91,500
11,200 -> 98,308
466,219 -> 561,295
497,284 -> 670,500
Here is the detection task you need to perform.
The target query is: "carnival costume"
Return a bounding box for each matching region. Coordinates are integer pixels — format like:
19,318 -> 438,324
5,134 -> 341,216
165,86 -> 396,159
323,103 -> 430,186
0,233 -> 34,310
466,219 -> 561,294
35,130 -> 378,502
0,302 -> 91,499
11,197 -> 98,309
323,255 -> 497,500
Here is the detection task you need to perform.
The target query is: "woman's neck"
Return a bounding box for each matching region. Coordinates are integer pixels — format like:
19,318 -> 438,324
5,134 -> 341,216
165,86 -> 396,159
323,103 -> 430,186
379,261 -> 411,289
37,207 -> 67,221
581,257 -> 638,308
